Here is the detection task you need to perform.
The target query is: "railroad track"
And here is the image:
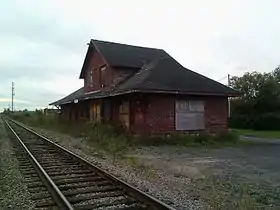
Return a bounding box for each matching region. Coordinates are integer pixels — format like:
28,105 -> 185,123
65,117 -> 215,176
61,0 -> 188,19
4,118 -> 176,210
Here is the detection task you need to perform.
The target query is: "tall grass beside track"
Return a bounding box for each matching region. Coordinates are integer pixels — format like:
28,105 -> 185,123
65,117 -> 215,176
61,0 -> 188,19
9,111 -> 240,160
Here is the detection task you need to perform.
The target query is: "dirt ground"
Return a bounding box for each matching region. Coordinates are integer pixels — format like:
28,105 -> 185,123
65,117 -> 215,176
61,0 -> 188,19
127,142 -> 280,209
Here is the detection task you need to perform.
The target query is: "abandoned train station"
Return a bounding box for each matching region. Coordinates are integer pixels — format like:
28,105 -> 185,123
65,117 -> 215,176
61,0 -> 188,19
50,39 -> 239,134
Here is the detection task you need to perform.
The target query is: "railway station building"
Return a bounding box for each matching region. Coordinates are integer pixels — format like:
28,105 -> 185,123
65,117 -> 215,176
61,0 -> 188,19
50,39 -> 239,134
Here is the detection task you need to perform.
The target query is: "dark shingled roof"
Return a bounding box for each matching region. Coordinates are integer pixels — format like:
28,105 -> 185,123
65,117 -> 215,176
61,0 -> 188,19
80,39 -> 169,78
115,57 -> 238,96
93,39 -> 169,68
50,87 -> 84,106
51,39 -> 239,106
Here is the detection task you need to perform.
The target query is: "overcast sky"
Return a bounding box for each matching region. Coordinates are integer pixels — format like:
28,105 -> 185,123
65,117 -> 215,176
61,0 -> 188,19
1,0 -> 280,111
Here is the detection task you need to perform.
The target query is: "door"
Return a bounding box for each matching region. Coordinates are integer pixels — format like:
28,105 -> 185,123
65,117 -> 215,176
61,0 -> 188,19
175,100 -> 205,131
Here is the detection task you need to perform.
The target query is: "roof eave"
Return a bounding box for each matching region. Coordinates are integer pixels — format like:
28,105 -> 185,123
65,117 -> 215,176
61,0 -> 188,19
79,39 -> 111,79
79,43 -> 92,79
128,89 -> 241,97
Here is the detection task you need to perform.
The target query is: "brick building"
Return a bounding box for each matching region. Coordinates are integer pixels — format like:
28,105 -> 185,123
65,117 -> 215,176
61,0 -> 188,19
50,39 -> 239,134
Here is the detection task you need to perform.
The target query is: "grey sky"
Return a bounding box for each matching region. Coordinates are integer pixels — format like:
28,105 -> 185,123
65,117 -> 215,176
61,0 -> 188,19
1,0 -> 280,111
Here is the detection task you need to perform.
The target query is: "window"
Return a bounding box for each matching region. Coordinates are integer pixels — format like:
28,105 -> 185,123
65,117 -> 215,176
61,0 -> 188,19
100,65 -> 106,71
88,68 -> 94,88
100,65 -> 106,87
175,100 -> 205,131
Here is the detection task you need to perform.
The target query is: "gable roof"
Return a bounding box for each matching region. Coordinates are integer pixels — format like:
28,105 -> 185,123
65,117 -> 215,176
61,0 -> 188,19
79,39 -> 169,78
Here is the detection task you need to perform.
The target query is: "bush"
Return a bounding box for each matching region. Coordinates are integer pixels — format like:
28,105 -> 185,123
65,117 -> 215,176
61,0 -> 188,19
230,112 -> 280,130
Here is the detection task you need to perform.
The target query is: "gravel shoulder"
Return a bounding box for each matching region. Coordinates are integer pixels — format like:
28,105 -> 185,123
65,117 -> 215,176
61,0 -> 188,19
27,125 -> 280,210
0,119 -> 35,210
129,144 -> 280,209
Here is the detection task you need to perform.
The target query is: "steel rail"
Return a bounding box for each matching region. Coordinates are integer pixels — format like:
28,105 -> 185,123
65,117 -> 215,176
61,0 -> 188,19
5,119 -> 74,210
9,118 -> 176,210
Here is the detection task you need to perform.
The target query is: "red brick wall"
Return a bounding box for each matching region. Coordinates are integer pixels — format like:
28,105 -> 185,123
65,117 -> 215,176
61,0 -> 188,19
129,94 -> 228,134
204,96 -> 228,133
60,94 -> 229,134
84,49 -> 135,93
130,94 -> 175,134
84,50 -> 109,92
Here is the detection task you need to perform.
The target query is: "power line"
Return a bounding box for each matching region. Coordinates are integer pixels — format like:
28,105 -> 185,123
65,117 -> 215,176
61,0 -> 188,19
217,75 -> 228,82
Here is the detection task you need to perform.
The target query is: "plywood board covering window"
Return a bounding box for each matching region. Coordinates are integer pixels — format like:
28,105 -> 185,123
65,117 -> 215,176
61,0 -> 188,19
89,68 -> 94,88
175,100 -> 205,131
91,103 -> 101,122
119,100 -> 130,128
100,65 -> 106,87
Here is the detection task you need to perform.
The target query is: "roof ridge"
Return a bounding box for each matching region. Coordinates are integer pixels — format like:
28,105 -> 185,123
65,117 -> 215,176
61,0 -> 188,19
91,39 -> 164,51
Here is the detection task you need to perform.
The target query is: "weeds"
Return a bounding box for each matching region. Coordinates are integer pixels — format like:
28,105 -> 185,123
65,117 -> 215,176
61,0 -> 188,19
196,175 -> 274,210
9,112 -> 240,162
132,131 -> 239,147
124,156 -> 158,178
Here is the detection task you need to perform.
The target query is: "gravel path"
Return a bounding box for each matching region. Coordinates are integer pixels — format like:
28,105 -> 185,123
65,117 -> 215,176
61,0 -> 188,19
0,119 -> 35,210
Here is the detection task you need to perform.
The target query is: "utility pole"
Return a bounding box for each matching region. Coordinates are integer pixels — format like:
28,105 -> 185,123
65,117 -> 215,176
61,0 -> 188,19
12,82 -> 15,112
228,74 -> 231,87
227,74 -> 231,118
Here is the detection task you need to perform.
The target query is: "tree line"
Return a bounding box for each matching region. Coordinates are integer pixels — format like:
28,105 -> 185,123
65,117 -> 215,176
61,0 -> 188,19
230,66 -> 280,130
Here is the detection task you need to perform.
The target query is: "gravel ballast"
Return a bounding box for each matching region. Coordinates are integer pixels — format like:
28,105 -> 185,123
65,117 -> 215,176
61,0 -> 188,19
29,127 -> 202,210
24,124 -> 280,209
0,119 -> 35,210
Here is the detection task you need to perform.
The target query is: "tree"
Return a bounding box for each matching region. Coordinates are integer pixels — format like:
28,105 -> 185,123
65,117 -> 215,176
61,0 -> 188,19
230,69 -> 280,130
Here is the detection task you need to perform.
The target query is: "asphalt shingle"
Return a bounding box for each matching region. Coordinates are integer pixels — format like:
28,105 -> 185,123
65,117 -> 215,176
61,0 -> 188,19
51,39 -> 239,106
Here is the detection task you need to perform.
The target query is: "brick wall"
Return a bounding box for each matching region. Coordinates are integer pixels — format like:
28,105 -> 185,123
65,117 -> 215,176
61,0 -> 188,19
129,94 -> 228,134
204,96 -> 228,133
130,94 -> 175,134
60,94 -> 229,134
85,50 -> 110,92
84,49 -> 136,93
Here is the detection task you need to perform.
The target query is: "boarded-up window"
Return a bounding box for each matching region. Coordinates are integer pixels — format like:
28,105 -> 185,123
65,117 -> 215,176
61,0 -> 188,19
91,103 -> 101,122
100,65 -> 106,87
89,68 -> 94,88
119,101 -> 130,128
175,100 -> 205,131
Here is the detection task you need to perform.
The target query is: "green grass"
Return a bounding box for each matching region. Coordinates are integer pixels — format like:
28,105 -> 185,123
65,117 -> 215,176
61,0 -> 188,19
233,129 -> 280,139
7,112 -> 241,162
195,175 -> 275,210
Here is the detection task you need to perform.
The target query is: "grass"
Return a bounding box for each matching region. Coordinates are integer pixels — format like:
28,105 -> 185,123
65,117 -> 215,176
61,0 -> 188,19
195,174 -> 277,210
8,111 -> 241,162
233,129 -> 280,139
0,117 -> 35,210
123,156 -> 158,179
